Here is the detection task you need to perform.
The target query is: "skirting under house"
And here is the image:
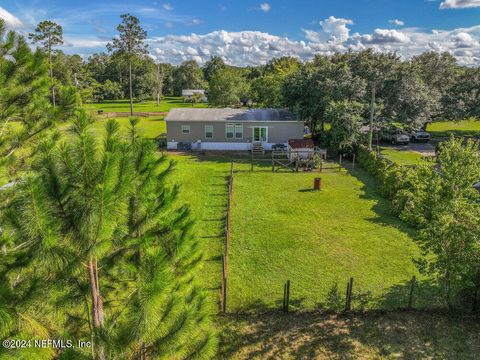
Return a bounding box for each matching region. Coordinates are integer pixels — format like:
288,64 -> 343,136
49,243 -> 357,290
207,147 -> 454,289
167,141 -> 282,151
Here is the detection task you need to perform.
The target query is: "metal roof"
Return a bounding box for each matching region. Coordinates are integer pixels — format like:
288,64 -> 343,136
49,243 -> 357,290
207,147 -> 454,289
166,108 -> 299,122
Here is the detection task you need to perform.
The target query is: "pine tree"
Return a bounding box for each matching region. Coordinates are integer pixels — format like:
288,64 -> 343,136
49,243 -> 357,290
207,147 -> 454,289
107,15 -> 148,116
28,20 -> 64,107
106,119 -> 217,359
0,114 -> 216,359
0,19 -> 78,178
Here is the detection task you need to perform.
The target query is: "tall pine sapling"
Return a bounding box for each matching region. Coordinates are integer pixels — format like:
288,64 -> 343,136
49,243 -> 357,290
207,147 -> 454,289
29,21 -> 64,107
107,14 -> 148,116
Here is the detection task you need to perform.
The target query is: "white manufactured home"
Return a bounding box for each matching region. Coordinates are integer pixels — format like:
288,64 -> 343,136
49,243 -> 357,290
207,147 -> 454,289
165,108 -> 304,151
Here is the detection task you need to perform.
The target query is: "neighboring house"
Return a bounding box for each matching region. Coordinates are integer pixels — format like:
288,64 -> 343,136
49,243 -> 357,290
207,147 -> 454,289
166,108 -> 304,151
182,89 -> 207,102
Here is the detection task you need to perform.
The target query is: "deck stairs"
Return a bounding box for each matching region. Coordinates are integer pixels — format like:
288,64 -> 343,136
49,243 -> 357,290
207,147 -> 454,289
251,142 -> 265,156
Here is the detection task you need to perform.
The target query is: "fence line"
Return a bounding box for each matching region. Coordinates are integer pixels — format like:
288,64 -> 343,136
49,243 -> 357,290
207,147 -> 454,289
220,160 -> 234,313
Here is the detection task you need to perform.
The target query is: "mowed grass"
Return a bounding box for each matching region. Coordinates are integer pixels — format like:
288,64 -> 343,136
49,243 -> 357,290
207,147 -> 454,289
427,118 -> 480,138
163,155 -> 252,303
84,96 -> 208,113
229,166 -> 421,311
86,116 -> 166,139
380,147 -> 424,166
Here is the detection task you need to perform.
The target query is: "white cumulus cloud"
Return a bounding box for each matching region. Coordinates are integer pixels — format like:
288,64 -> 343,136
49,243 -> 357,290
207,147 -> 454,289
356,29 -> 410,44
162,3 -> 173,11
304,16 -> 353,43
389,19 -> 405,26
0,6 -> 24,29
146,19 -> 480,66
259,3 -> 271,12
440,0 -> 480,8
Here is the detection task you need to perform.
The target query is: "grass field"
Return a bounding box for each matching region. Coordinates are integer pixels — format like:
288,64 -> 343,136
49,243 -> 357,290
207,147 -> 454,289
86,116 -> 167,139
379,147 -> 424,166
84,96 -> 208,113
427,118 -> 480,138
228,165 -> 425,312
220,310 -> 480,359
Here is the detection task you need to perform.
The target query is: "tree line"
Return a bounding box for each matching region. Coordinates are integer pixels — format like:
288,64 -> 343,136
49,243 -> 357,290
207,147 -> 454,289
40,16 -> 479,149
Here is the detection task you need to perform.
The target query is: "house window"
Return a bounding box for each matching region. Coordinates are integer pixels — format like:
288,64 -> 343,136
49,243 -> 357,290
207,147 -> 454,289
181,125 -> 190,134
226,123 -> 234,139
235,124 -> 243,139
205,125 -> 213,139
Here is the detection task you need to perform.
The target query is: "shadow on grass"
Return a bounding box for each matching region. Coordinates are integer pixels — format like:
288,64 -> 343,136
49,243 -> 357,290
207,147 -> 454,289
168,151 -> 272,167
219,309 -> 480,359
345,166 -> 418,240
298,188 -> 317,193
378,278 -> 445,310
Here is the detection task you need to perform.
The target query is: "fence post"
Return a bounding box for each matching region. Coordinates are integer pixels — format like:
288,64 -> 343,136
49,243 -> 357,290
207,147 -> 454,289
283,280 -> 291,313
220,255 -> 225,312
339,154 -> 343,172
320,158 -> 323,172
222,276 -> 227,313
271,150 -> 274,172
407,275 -> 416,310
251,148 -> 254,171
344,277 -> 353,311
352,154 -> 356,170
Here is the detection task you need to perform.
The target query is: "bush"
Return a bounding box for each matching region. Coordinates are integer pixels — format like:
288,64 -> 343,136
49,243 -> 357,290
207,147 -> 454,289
356,145 -> 413,216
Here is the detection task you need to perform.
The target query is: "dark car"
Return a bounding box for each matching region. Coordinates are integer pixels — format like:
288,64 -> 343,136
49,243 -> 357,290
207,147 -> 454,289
410,130 -> 431,142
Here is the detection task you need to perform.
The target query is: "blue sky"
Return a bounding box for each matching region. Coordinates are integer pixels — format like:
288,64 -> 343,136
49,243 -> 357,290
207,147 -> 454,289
1,0 -> 480,65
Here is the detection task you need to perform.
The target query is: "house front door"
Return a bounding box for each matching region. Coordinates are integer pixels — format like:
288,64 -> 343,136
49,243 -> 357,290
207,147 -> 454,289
253,127 -> 268,142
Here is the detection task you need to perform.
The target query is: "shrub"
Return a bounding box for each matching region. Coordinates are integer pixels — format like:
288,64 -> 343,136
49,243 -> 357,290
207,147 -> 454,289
356,145 -> 413,216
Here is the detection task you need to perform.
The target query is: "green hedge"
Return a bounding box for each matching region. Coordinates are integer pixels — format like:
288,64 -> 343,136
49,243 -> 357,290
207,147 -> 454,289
356,145 -> 414,217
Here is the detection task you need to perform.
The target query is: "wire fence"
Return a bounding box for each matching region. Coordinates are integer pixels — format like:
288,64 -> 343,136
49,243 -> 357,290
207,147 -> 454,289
220,160 -> 234,313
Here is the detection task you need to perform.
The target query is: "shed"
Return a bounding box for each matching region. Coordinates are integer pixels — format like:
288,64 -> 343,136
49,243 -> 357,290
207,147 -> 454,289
287,139 -> 315,160
182,89 -> 207,102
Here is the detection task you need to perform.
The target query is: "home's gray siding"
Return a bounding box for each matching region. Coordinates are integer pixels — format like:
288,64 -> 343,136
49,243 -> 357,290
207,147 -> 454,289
166,121 -> 304,143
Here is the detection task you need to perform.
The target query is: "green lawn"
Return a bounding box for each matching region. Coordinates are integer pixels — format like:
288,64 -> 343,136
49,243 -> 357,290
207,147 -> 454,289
163,155 -> 252,302
427,118 -> 480,138
84,96 -> 208,113
228,166 -> 424,312
87,116 -> 166,139
380,147 -> 424,166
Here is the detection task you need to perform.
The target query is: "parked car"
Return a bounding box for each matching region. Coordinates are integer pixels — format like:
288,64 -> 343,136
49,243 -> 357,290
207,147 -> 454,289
391,131 -> 410,145
380,126 -> 410,145
411,129 -> 430,142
